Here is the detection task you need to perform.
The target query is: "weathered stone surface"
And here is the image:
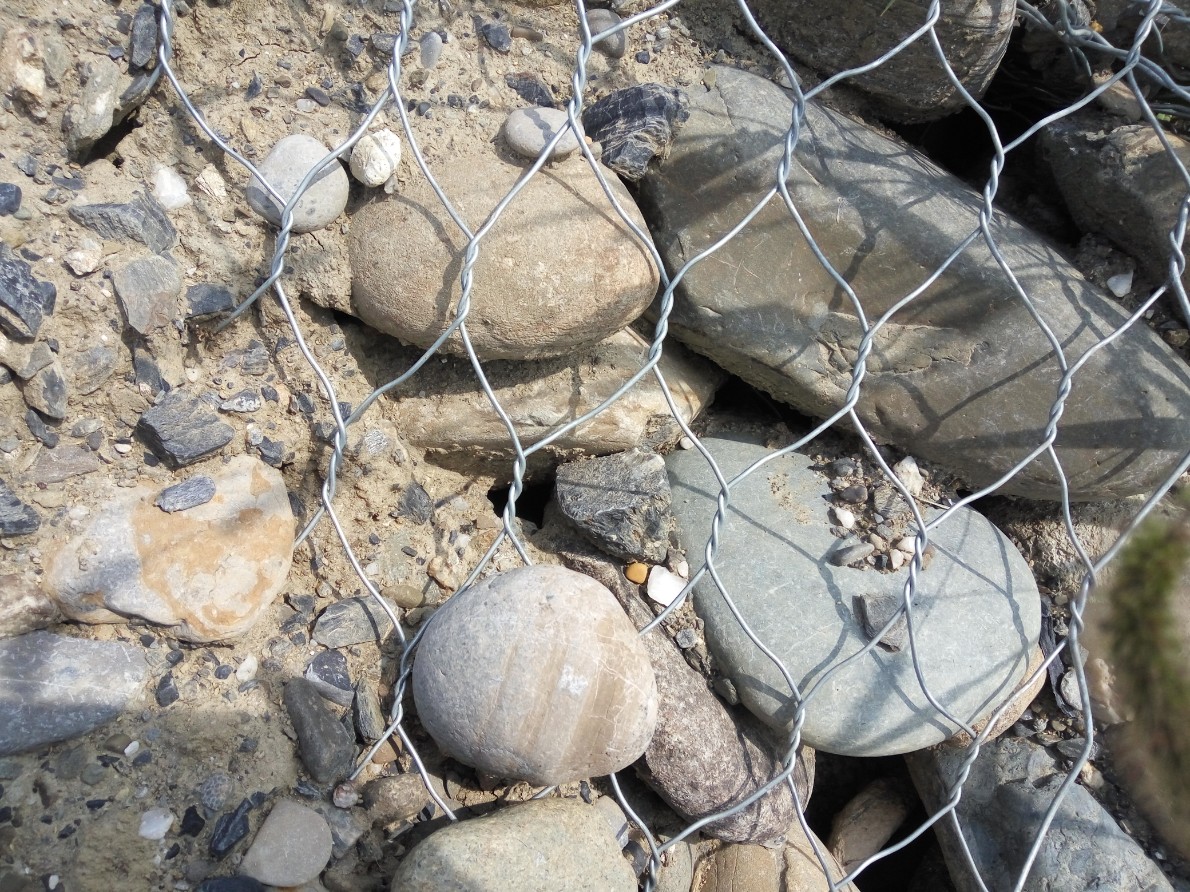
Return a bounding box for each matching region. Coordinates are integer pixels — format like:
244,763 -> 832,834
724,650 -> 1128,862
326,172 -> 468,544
412,565 -> 658,785
313,596 -> 397,648
44,455 -> 294,642
137,389 -> 235,468
0,631 -> 148,755
239,799 -> 332,888
129,2 -> 158,69
69,193 -> 177,254
63,58 -> 122,159
353,677 -> 388,742
555,449 -> 674,563
751,0 -> 1014,122
28,445 -> 100,485
0,573 -> 61,638
0,246 -> 56,338
586,9 -> 626,59
362,773 -> 433,827
246,134 -> 349,233
1041,116 -> 1190,288
668,437 -> 1040,756
284,678 -> 356,784
582,84 -> 689,181
0,478 -> 40,535
907,736 -> 1174,892
393,327 -> 723,475
305,649 -> 353,706
348,153 -> 659,361
0,335 -> 52,379
0,29 -> 49,120
112,254 -> 181,334
639,66 -> 1190,501
67,344 -> 120,395
390,799 -> 636,892
784,824 -> 858,891
697,844 -> 780,892
20,360 -> 67,419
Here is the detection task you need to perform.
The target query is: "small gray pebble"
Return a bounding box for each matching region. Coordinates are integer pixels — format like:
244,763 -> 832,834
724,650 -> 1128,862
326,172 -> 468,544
420,31 -> 443,68
155,475 -> 216,512
587,9 -> 626,59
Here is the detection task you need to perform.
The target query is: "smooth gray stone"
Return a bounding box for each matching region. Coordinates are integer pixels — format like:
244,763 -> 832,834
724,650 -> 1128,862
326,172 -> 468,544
502,107 -> 582,161
246,135 -> 349,234
155,475 -> 216,512
69,193 -> 177,254
0,246 -> 57,339
0,631 -> 148,755
419,31 -> 443,69
0,478 -> 40,535
112,254 -> 181,334
554,449 -> 674,563
906,737 -> 1174,892
136,389 -> 235,468
312,596 -> 396,648
283,678 -> 355,784
639,66 -> 1190,501
667,436 -> 1040,757
587,9 -> 626,59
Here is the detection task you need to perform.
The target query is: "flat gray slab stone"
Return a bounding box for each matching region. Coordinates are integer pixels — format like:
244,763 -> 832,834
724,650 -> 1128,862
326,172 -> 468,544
0,631 -> 148,755
667,436 -> 1041,757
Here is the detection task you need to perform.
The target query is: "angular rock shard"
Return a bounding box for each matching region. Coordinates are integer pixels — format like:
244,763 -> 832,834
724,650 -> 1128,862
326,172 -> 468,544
582,83 -> 690,181
0,245 -> 56,338
639,66 -> 1190,501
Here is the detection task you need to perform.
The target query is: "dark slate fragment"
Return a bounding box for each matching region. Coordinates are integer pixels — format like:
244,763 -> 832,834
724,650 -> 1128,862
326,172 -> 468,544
132,344 -> 166,397
397,482 -> 434,525
245,74 -> 262,99
0,184 -> 21,217
852,591 -> 907,652
0,478 -> 40,535
155,672 -> 180,707
554,449 -> 674,563
208,797 -> 253,859
582,83 -> 690,181
24,408 -> 58,448
353,677 -> 388,742
21,363 -> 68,419
313,596 -> 396,649
257,436 -> 285,468
504,71 -> 556,108
0,247 -> 57,339
283,678 -> 355,784
155,475 -> 216,513
68,193 -> 177,254
479,21 -> 512,53
305,650 -> 354,707
136,389 -> 235,468
305,86 -> 331,107
129,3 -> 158,69
185,283 -> 236,320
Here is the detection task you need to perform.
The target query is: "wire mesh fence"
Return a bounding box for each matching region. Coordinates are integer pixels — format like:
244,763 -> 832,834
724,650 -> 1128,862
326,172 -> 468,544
150,0 -> 1190,888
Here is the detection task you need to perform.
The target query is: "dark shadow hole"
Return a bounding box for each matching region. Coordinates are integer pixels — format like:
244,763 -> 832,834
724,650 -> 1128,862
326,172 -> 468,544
487,478 -> 553,527
80,111 -> 144,167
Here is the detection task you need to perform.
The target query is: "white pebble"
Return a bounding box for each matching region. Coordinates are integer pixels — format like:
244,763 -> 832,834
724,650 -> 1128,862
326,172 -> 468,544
295,97 -> 318,113
675,559 -> 689,579
678,436 -> 694,450
138,807 -> 174,840
350,129 -> 403,188
420,31 -> 443,68
63,238 -> 102,276
894,536 -> 917,554
123,739 -> 141,758
1107,270 -> 1133,297
831,506 -> 856,529
889,549 -> 905,570
236,653 -> 258,683
892,456 -> 924,498
646,565 -> 685,607
153,166 -> 190,210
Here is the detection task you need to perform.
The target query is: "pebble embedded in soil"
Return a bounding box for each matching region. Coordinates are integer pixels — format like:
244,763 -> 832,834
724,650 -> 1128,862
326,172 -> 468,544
136,389 -> 235,468
239,799 -> 332,888
246,134 -> 349,233
502,107 -> 583,161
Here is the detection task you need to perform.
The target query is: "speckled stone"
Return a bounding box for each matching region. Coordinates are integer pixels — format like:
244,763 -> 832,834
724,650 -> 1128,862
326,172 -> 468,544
239,799 -> 332,888
246,134 -> 349,233
412,566 -> 658,785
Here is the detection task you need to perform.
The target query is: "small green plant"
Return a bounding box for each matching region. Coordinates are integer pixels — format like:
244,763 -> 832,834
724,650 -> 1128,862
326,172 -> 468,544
1106,492 -> 1190,857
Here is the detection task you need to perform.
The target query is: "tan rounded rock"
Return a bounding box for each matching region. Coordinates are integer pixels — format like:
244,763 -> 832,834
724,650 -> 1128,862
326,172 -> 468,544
412,565 -> 658,785
348,153 -> 659,360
